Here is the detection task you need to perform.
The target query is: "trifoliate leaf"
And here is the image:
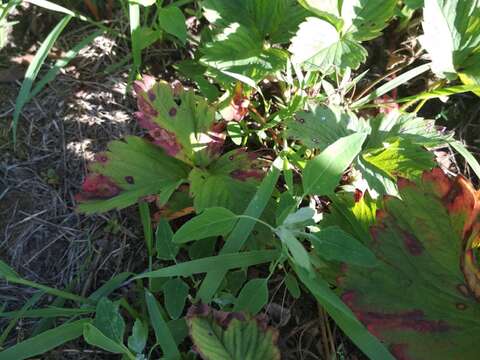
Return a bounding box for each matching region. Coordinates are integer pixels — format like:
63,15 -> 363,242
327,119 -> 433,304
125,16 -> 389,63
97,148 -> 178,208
289,17 -> 367,72
420,0 -> 480,89
201,0 -> 306,81
187,305 -> 280,360
290,0 -> 396,71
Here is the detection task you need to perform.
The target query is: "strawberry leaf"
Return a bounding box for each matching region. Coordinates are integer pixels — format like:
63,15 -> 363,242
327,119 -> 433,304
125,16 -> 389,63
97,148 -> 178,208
133,76 -> 226,167
77,136 -> 189,214
331,168 -> 480,359
187,304 -> 280,360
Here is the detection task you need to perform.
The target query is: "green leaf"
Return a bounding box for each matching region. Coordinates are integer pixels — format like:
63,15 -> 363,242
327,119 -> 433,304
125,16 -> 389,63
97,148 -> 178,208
128,320 -> 148,354
93,298 -> 125,343
276,228 -> 311,272
12,15 -> 71,142
163,278 -> 189,320
234,278 -> 269,315
158,6 -> 187,44
145,290 -> 181,359
197,159 -> 282,302
362,138 -> 436,180
291,0 -> 396,71
188,149 -> 262,213
450,140 -> 480,180
77,136 -> 189,214
83,324 -> 132,356
308,226 -> 377,266
29,30 -> 101,100
135,250 -> 280,279
187,305 -> 280,360
0,320 -> 89,360
341,0 -> 397,41
420,0 -> 480,81
287,105 -> 361,151
155,218 -> 179,260
201,0 -> 306,81
284,273 -> 301,299
303,133 -> 367,195
331,168 -> 480,359
289,17 -> 366,72
173,207 -> 238,244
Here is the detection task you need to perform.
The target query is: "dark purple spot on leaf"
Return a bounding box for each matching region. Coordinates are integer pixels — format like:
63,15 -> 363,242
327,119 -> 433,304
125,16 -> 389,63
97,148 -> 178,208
125,176 -> 134,184
169,107 -> 177,117
147,90 -> 156,101
402,232 -> 424,256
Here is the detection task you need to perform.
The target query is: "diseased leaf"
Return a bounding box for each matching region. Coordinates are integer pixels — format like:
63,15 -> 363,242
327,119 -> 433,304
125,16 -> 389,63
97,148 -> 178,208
287,104 -> 369,151
187,305 -> 280,360
76,136 -> 189,213
133,76 -> 226,167
188,149 -> 263,213
332,168 -> 480,359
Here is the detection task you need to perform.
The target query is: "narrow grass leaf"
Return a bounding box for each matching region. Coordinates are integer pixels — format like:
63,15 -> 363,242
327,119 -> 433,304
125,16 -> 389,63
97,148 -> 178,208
136,250 -> 280,279
0,319 -> 89,360
351,63 -> 431,108
303,133 -> 367,195
0,292 -> 43,347
29,30 -> 102,99
145,290 -> 181,359
129,3 -> 141,72
450,140 -> 480,179
12,15 -> 72,142
88,272 -> 133,302
197,159 -> 282,302
139,201 -> 153,255
25,0 -> 75,16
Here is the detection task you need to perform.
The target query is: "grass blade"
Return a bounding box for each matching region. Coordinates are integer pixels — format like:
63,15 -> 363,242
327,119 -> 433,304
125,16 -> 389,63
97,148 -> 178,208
11,14 -> 72,142
394,84 -> 480,105
351,63 -> 431,108
129,2 -> 141,73
295,266 -> 395,360
197,159 -> 282,302
0,292 -> 44,347
450,140 -> 480,179
29,29 -> 102,99
145,290 -> 181,359
135,250 -> 280,279
0,319 -> 90,360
